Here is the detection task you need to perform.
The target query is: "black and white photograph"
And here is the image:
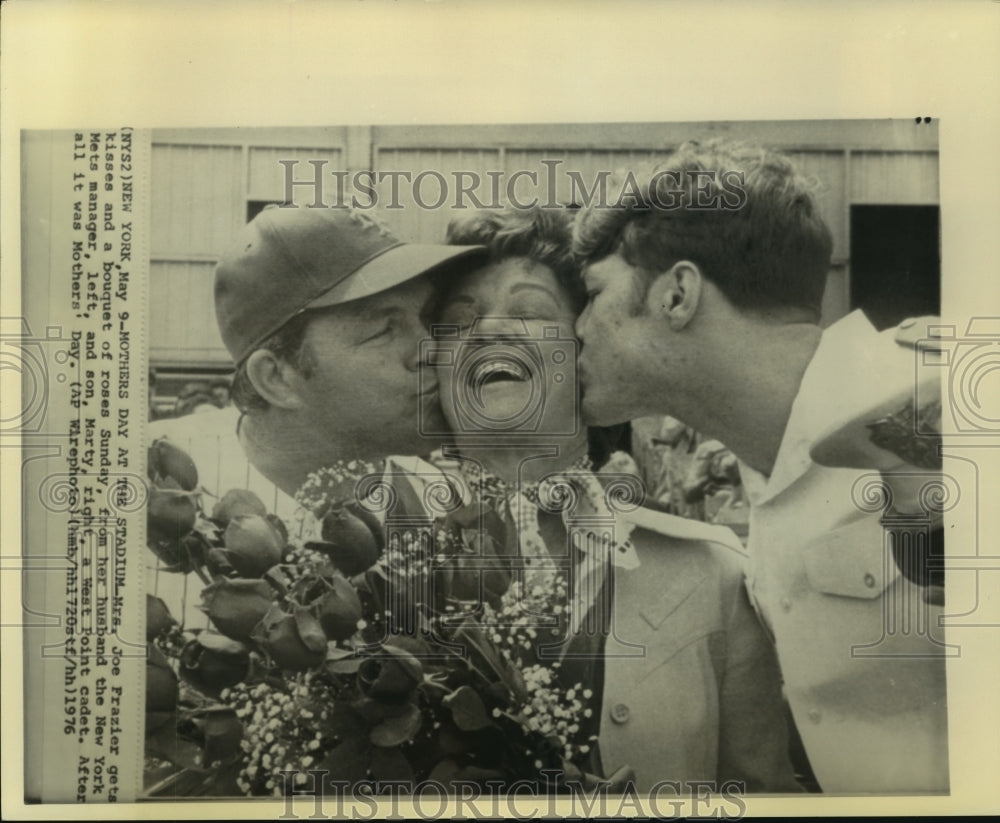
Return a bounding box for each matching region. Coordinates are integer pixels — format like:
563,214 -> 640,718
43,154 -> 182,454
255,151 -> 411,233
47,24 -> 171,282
3,2 -> 999,819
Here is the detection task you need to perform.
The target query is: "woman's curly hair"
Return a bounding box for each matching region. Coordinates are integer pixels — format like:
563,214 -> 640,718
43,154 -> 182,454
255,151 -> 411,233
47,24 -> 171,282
446,207 -> 586,313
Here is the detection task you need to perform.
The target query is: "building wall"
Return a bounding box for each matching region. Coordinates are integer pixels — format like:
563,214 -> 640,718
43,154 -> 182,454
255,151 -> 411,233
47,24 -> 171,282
149,121 -> 939,370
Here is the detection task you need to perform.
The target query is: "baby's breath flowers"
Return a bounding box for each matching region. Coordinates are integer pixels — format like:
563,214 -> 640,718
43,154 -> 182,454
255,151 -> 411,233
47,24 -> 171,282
476,563 -> 596,763
295,460 -> 384,516
224,673 -> 338,797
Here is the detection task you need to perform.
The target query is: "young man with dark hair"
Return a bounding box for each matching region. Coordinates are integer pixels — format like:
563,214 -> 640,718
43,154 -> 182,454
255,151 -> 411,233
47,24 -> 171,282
571,139 -> 948,793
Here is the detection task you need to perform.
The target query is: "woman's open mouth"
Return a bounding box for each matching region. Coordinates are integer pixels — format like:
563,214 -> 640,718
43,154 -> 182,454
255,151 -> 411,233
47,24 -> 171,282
469,354 -> 531,406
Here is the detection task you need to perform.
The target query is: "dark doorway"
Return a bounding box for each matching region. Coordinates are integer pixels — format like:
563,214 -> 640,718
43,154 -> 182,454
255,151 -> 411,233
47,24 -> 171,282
850,205 -> 940,330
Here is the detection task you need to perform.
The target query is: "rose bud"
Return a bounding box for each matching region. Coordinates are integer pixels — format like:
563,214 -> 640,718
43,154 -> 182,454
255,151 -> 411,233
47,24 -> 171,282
147,486 -> 197,542
251,605 -> 327,671
146,594 -> 177,640
441,563 -> 481,602
204,546 -> 236,577
178,632 -> 251,697
146,642 -> 179,712
469,532 -> 512,602
358,645 -> 424,701
201,578 -> 274,642
222,514 -> 284,578
266,513 -> 289,545
314,505 -> 382,576
348,503 -> 384,547
482,563 -> 512,606
149,438 -> 199,491
313,575 -> 364,641
211,489 -> 267,526
145,535 -> 193,574
198,708 -> 244,766
441,554 -> 511,606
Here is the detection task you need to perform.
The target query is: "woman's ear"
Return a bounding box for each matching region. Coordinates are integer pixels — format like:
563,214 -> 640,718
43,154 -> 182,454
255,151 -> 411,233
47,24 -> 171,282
646,260 -> 703,331
245,349 -> 305,411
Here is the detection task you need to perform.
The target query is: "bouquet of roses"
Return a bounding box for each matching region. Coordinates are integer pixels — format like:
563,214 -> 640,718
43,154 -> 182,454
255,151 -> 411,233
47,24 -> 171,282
143,440 -> 626,798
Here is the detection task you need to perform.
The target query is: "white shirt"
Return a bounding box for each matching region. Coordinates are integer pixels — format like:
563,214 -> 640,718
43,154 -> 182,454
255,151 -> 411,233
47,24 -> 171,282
739,311 -> 949,793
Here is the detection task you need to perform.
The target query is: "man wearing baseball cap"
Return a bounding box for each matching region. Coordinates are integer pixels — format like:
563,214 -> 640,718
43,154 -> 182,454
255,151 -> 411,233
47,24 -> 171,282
214,204 -> 486,496
146,206 -> 485,625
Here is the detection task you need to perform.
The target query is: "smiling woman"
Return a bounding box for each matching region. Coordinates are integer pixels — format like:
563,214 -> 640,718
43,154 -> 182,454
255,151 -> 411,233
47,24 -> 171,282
432,207 -> 803,792
435,257 -> 583,449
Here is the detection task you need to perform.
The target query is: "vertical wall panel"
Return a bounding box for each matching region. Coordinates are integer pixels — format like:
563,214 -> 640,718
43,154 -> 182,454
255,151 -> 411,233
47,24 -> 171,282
374,148 -> 501,243
504,149 -> 661,206
248,147 -> 343,205
149,261 -> 225,361
151,144 -> 243,256
849,152 -> 939,204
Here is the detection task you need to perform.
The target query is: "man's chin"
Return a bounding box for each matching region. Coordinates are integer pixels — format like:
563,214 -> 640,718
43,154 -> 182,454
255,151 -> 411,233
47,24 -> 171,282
581,392 -> 629,428
411,429 -> 448,455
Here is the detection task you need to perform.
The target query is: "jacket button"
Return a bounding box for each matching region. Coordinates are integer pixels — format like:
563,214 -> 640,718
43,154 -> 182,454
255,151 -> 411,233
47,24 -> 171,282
610,703 -> 631,724
864,573 -> 877,588
779,597 -> 792,613
808,708 -> 822,724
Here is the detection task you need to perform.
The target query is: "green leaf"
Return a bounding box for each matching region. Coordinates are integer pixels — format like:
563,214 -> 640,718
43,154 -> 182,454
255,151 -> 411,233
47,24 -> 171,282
144,767 -> 218,797
442,685 -> 492,731
427,758 -> 460,783
369,746 -> 415,783
380,644 -> 424,682
316,735 -> 371,784
369,703 -> 421,747
195,630 -> 247,656
294,605 -> 329,654
145,719 -> 205,771
437,722 -> 472,755
456,764 -> 507,782
326,657 -> 363,675
451,618 -> 528,703
144,710 -> 175,735
263,565 -> 291,596
201,711 -> 243,766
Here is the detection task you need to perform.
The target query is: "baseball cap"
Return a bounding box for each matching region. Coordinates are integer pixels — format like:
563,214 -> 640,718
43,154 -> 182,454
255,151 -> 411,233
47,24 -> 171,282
214,205 -> 486,364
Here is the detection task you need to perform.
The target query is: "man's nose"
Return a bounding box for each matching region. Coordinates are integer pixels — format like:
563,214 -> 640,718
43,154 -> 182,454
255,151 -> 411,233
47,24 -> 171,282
407,335 -> 428,372
402,321 -> 429,372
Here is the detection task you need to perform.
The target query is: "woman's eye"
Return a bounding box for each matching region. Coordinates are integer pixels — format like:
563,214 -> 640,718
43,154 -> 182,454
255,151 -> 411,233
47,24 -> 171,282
510,299 -> 559,321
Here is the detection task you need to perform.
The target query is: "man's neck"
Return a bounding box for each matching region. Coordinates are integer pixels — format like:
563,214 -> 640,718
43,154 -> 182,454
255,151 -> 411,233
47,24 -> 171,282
676,321 -> 823,478
238,410 -> 351,498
